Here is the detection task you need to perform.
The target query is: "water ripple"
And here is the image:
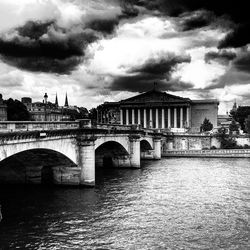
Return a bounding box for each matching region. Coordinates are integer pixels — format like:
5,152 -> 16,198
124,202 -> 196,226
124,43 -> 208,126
0,158 -> 250,249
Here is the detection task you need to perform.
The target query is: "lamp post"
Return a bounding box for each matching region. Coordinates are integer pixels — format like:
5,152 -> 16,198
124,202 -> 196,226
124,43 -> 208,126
44,93 -> 48,121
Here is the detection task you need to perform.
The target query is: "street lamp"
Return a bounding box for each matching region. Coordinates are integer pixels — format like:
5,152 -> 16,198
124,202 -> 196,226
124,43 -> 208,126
44,93 -> 48,121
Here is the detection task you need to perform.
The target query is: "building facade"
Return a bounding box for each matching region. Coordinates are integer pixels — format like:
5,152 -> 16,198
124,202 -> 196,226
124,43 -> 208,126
97,90 -> 219,132
22,94 -> 71,122
0,94 -> 7,121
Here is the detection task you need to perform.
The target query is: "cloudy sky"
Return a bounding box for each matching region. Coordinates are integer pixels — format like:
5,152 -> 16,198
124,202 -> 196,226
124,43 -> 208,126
0,0 -> 249,113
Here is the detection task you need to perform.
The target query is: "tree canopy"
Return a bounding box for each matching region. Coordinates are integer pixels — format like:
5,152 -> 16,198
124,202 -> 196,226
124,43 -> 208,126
230,106 -> 250,132
4,98 -> 30,121
63,107 -> 88,121
229,119 -> 239,134
200,118 -> 213,132
215,127 -> 238,149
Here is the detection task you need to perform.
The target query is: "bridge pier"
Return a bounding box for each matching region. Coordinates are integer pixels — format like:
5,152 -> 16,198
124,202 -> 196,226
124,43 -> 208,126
153,136 -> 162,160
77,136 -> 96,187
52,166 -> 81,186
129,135 -> 141,168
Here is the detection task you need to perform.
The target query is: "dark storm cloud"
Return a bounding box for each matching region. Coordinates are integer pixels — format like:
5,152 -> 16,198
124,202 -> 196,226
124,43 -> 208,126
87,19 -> 120,34
110,53 -> 192,92
0,21 -> 98,74
205,50 -> 236,65
0,1 -> 140,74
0,55 -> 83,74
129,54 -> 191,77
134,0 -> 248,22
233,51 -> 250,73
110,75 -> 193,92
120,1 -> 140,18
218,24 -> 250,49
129,0 -> 250,47
180,10 -> 215,31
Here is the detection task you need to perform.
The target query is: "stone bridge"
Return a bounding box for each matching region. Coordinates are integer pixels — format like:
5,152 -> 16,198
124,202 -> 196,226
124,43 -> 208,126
0,126 -> 163,186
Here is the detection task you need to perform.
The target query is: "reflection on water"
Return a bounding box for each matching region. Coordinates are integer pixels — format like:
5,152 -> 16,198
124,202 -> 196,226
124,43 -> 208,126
0,158 -> 250,249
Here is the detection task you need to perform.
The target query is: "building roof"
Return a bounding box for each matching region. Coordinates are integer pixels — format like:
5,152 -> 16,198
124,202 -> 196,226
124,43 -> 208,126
98,89 -> 219,108
120,89 -> 191,104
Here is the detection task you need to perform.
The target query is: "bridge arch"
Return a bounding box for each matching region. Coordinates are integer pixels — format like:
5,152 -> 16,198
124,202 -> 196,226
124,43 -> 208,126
0,138 -> 78,165
0,148 -> 78,185
95,136 -> 129,152
95,140 -> 130,168
140,138 -> 154,159
140,139 -> 153,151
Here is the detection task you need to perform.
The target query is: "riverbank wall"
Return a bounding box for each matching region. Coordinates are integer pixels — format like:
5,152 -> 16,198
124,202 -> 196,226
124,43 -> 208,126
161,133 -> 250,151
162,149 -> 250,158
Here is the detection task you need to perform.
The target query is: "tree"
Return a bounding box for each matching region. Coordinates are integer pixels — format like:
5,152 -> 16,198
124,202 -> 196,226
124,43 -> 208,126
200,118 -> 213,132
62,107 -> 88,121
230,106 -> 250,132
215,127 -> 237,149
245,115 -> 250,134
89,108 -> 97,124
229,119 -> 239,134
4,98 -> 30,121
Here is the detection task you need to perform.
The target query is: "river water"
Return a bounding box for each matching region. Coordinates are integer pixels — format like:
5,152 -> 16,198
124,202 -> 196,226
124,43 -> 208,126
0,158 -> 249,249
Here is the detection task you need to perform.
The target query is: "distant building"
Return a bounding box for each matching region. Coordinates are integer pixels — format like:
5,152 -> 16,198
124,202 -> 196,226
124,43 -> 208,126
0,94 -> 7,121
217,114 -> 232,133
218,114 -> 232,126
97,89 -> 219,133
22,93 -> 71,121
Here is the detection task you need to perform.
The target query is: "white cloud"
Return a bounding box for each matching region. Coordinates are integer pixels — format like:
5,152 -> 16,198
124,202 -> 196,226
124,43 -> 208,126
0,0 -> 59,32
173,47 -> 227,89
117,16 -> 176,38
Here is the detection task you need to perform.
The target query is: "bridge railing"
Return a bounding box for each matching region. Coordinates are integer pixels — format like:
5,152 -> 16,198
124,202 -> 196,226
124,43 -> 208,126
0,119 -> 91,132
95,123 -> 165,134
95,123 -> 140,131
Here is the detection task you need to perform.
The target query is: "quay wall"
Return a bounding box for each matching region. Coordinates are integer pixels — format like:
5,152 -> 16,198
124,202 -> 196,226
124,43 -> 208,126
162,149 -> 250,158
162,134 -> 250,151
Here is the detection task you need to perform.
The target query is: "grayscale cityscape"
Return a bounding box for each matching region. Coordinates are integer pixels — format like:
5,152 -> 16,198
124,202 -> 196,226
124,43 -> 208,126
0,0 -> 249,249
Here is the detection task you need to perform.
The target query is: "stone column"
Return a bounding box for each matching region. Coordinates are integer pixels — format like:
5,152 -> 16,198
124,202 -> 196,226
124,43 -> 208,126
144,108 -> 147,128
138,109 -> 141,125
126,109 -> 129,125
168,108 -> 171,128
77,136 -> 96,187
132,109 -> 135,124
149,108 -> 153,128
96,110 -> 99,124
180,107 -> 183,128
162,108 -> 165,129
153,136 -> 161,160
120,109 -> 123,125
174,108 -> 177,128
129,135 -> 141,168
156,108 -> 159,129
187,107 -> 190,127
104,111 -> 107,123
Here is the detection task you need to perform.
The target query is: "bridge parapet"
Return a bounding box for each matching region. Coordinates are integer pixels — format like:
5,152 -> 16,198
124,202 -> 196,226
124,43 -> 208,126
0,119 -> 91,133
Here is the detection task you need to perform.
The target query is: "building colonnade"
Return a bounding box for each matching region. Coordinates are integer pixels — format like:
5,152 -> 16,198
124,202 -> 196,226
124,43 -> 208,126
120,107 -> 190,129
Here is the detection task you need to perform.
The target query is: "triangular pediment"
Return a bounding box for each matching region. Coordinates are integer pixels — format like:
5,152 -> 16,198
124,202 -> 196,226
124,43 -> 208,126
120,90 -> 190,104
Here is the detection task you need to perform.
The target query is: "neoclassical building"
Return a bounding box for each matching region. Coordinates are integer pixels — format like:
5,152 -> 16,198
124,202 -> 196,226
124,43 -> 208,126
97,89 -> 219,132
